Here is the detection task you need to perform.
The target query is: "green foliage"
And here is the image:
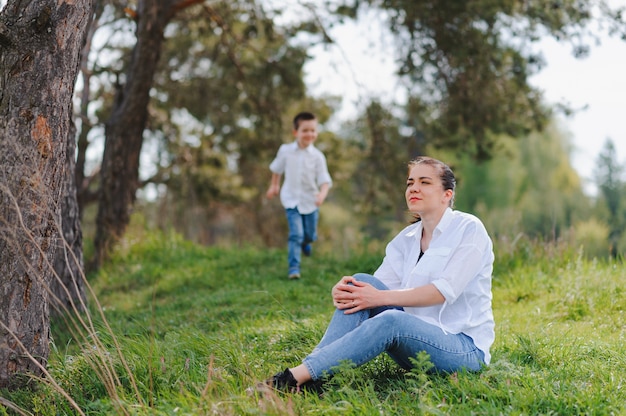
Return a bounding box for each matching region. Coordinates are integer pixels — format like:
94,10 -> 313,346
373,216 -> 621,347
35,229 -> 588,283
345,101 -> 415,239
432,123 -> 589,241
572,218 -> 611,259
328,110 -> 593,246
339,0 -> 624,161
594,138 -> 626,257
2,231 -> 625,414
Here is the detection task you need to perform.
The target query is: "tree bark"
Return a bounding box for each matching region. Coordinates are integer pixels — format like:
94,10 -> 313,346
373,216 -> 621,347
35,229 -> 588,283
51,122 -> 87,316
92,0 -> 178,269
0,0 -> 93,389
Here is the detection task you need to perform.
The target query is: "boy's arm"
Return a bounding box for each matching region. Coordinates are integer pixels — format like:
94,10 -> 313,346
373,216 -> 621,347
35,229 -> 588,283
315,182 -> 330,206
266,173 -> 282,199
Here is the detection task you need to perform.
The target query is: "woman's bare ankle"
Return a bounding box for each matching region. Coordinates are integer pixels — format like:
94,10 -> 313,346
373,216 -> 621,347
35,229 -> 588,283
290,365 -> 312,385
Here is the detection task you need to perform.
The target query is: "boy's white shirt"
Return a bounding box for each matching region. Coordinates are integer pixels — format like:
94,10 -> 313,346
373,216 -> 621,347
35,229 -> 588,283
374,208 -> 495,364
269,141 -> 332,214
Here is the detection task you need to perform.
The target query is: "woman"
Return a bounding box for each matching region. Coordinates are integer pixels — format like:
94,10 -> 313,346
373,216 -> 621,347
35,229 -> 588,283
259,156 -> 495,393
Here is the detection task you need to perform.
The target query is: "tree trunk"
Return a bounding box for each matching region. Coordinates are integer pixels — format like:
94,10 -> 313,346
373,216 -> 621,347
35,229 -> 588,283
51,123 -> 87,316
0,0 -> 93,389
50,2 -> 107,317
92,0 -> 177,269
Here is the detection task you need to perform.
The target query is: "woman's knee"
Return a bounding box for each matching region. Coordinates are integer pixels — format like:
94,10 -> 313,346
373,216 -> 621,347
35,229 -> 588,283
365,309 -> 406,329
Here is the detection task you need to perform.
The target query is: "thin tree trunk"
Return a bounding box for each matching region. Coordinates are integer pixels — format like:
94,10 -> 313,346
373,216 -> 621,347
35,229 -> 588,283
92,0 -> 176,270
0,0 -> 93,389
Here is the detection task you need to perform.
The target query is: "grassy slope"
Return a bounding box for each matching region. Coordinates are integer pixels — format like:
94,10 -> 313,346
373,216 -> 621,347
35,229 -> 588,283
2,232 -> 625,415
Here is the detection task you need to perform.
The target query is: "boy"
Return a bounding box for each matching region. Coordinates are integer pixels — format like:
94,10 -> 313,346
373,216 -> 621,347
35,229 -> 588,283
266,112 -> 332,279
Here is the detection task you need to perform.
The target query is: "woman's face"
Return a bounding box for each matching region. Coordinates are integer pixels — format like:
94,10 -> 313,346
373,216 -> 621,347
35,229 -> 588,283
405,164 -> 452,217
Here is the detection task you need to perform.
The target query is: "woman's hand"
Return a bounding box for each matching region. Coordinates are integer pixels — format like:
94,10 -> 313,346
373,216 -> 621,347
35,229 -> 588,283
332,276 -> 383,314
331,276 -> 355,307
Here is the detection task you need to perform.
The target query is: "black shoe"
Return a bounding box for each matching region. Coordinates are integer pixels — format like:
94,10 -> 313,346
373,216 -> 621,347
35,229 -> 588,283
300,378 -> 324,396
265,368 -> 299,393
253,368 -> 324,395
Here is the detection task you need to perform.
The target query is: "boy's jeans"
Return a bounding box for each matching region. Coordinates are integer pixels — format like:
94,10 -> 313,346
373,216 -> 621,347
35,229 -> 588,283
303,273 -> 485,380
285,208 -> 318,275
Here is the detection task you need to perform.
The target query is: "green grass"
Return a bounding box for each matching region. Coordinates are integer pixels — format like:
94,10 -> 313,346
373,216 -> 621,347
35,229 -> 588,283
2,232 -> 625,415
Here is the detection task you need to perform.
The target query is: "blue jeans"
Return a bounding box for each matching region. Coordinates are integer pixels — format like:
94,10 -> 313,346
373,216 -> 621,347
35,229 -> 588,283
286,208 -> 318,275
302,274 -> 485,380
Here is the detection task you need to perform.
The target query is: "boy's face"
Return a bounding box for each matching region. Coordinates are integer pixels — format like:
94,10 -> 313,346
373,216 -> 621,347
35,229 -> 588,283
294,119 -> 318,149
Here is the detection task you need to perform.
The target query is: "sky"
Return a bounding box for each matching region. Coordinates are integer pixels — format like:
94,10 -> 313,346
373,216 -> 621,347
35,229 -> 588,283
303,4 -> 626,196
